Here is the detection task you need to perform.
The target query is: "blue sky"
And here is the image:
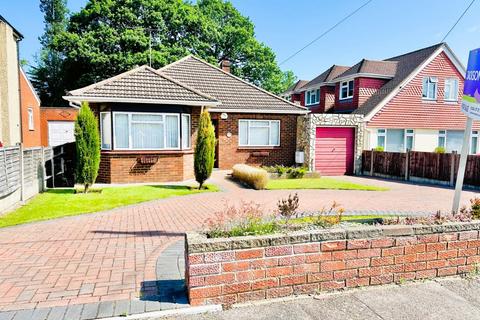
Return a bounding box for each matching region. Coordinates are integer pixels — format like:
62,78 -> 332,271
2,0 -> 479,80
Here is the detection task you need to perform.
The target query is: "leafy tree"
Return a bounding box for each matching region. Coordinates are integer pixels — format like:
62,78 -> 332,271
30,0 -> 69,106
194,110 -> 216,189
51,0 -> 295,95
74,102 -> 100,193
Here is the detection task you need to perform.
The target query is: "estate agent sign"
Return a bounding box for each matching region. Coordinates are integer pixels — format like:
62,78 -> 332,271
453,48 -> 480,213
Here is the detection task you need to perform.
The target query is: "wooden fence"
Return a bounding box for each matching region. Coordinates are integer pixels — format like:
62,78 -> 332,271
362,150 -> 480,187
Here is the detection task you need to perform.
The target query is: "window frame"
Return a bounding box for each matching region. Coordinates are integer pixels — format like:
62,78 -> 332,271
471,130 -> 479,154
112,111 -> 181,151
238,119 -> 281,147
305,89 -> 320,106
339,80 -> 354,100
404,129 -> 414,152
181,113 -> 191,150
27,107 -> 34,130
444,77 -> 459,102
422,76 -> 438,100
377,128 -> 386,149
438,130 -> 447,148
100,112 -> 112,150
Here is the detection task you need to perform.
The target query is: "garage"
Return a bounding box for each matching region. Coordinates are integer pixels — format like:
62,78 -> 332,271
48,121 -> 75,146
315,127 -> 355,175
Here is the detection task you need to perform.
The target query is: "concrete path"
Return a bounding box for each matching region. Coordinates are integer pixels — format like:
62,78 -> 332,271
0,171 -> 477,312
159,277 -> 480,320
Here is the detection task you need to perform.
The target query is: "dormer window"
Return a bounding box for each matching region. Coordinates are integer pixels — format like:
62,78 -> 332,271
339,80 -> 354,100
305,88 -> 320,106
422,77 -> 438,100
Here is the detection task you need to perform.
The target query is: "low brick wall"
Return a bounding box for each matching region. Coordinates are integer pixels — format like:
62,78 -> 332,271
185,222 -> 480,306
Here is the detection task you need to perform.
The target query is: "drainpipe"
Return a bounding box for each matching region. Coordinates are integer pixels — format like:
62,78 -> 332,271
16,37 -> 23,145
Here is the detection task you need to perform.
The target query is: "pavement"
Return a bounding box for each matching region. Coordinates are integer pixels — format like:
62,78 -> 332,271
0,171 -> 478,312
158,277 -> 480,320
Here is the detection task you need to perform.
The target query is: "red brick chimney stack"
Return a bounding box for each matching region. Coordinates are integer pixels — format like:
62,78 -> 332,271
219,59 -> 231,73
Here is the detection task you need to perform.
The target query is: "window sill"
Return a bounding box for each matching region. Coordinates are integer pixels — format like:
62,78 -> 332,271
238,146 -> 280,150
305,103 -> 320,107
101,149 -> 193,155
444,100 -> 459,104
422,98 -> 437,103
339,97 -> 353,102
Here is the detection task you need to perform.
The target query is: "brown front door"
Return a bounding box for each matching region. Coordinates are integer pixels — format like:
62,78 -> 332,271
211,119 -> 219,168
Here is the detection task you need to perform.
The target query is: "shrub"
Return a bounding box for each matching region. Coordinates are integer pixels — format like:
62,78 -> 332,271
194,110 -> 216,189
275,165 -> 287,176
204,201 -> 278,238
232,164 -> 269,190
277,193 -> 299,224
75,102 -> 100,193
373,146 -> 384,152
471,198 -> 480,219
286,166 -> 307,179
434,146 -> 446,154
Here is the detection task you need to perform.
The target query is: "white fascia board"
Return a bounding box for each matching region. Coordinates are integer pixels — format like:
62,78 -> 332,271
209,108 -> 310,115
333,73 -> 394,84
63,96 -> 220,107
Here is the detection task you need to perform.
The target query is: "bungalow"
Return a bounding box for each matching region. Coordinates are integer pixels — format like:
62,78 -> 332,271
289,43 -> 479,175
64,56 -> 308,183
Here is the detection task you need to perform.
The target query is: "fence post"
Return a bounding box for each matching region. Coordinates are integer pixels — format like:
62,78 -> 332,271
19,144 -> 25,202
51,148 -> 55,188
370,149 -> 375,176
40,147 -> 46,191
405,150 -> 410,181
450,151 -> 456,187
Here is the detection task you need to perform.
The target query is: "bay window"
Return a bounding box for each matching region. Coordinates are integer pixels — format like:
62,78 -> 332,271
104,112 -> 189,150
444,78 -> 459,101
422,77 -> 438,100
239,120 -> 280,147
340,80 -> 354,100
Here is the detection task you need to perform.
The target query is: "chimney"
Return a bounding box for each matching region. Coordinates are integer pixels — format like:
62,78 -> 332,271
219,59 -> 231,73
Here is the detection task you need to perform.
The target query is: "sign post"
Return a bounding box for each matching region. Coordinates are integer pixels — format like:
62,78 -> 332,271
452,48 -> 480,213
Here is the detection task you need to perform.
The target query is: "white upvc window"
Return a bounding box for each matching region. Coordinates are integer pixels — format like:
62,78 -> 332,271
339,80 -> 354,100
239,120 -> 280,147
405,129 -> 414,151
182,114 -> 191,149
112,112 -> 181,150
438,130 -> 446,148
305,89 -> 320,106
377,129 -> 386,149
471,131 -> 479,154
444,78 -> 459,102
100,112 -> 112,150
422,76 -> 438,100
27,108 -> 34,130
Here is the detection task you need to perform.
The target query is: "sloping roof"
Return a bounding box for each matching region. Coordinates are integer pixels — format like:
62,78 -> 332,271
352,43 -> 445,116
64,65 -> 219,106
0,15 -> 23,39
302,65 -> 350,90
284,80 -> 309,94
335,59 -> 398,79
160,55 -> 308,114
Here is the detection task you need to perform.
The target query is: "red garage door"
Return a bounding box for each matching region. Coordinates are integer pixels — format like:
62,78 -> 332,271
315,127 -> 355,176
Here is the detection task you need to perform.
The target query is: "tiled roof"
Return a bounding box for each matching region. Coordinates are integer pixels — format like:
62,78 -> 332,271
352,43 -> 445,115
161,56 -> 308,114
302,65 -> 350,89
284,80 -> 309,94
335,60 -> 398,79
65,65 -> 218,105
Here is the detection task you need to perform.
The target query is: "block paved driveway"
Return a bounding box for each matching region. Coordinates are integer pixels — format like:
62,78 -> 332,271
0,171 -> 477,311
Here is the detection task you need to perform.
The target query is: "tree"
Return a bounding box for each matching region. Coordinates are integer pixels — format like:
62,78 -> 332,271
74,102 -> 100,193
50,0 -> 295,96
194,110 -> 216,189
30,0 -> 69,106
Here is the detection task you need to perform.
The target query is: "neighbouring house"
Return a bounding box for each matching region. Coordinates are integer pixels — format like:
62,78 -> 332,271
20,68 -> 42,147
63,56 -> 308,183
280,79 -> 309,103
289,43 -> 479,175
40,107 -> 78,147
0,15 -> 22,147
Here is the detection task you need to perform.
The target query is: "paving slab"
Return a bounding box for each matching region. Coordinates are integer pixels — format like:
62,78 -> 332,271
96,301 -> 114,319
436,277 -> 480,308
63,304 -> 83,320
31,308 -> 50,320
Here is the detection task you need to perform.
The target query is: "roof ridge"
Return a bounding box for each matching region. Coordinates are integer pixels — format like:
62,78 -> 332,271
148,66 -> 218,102
385,42 -> 444,61
68,65 -> 150,95
167,55 -> 307,111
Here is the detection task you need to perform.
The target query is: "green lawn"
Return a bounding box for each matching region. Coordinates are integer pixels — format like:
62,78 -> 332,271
266,178 -> 388,191
0,184 -> 218,228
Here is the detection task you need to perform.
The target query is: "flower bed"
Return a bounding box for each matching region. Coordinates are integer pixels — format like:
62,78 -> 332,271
185,221 -> 480,306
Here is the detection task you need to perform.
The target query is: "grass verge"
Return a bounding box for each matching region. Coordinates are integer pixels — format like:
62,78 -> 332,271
0,184 -> 218,228
266,177 -> 388,191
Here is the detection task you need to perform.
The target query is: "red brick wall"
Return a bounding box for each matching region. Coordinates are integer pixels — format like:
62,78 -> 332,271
186,226 -> 480,306
40,107 -> 78,146
210,112 -> 298,169
20,71 -> 42,147
368,52 -> 480,129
